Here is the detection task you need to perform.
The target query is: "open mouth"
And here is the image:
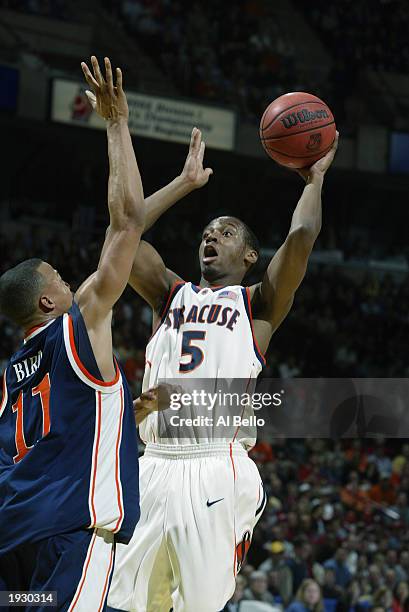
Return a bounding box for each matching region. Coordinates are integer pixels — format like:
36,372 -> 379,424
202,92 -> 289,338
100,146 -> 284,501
203,244 -> 218,264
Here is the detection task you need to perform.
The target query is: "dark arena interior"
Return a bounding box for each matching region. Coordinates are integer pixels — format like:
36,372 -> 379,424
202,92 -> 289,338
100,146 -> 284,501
0,1 -> 409,611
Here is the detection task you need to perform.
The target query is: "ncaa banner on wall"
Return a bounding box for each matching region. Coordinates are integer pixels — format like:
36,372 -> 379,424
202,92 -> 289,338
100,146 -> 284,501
51,78 -> 236,151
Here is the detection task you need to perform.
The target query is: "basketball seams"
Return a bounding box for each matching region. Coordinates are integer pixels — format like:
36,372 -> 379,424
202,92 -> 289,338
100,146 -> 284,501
261,120 -> 335,141
260,99 -> 328,132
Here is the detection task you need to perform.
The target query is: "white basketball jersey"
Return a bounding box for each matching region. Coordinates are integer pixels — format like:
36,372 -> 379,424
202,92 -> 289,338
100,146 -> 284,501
140,282 -> 265,447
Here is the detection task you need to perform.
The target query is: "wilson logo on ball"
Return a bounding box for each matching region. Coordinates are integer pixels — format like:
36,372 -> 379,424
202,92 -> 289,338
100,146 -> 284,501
306,133 -> 322,151
280,108 -> 330,129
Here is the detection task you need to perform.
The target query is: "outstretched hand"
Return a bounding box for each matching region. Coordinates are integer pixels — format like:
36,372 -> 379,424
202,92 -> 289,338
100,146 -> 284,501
297,131 -> 339,182
180,127 -> 213,189
81,56 -> 128,122
133,383 -> 184,426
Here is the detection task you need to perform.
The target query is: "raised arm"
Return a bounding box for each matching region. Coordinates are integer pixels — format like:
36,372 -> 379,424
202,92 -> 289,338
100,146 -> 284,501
74,57 -> 145,376
128,128 -> 213,314
143,127 -> 213,231
251,133 -> 339,353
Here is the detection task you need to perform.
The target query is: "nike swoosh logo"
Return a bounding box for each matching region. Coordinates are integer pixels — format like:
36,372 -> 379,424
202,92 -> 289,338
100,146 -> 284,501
207,498 -> 224,507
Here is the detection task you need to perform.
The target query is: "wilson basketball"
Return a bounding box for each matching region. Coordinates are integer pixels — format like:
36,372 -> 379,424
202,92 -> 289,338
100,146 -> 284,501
260,92 -> 336,169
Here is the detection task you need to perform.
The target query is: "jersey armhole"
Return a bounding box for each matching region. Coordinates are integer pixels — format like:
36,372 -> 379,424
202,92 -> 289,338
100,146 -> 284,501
63,314 -> 122,393
149,281 -> 185,342
241,287 -> 266,367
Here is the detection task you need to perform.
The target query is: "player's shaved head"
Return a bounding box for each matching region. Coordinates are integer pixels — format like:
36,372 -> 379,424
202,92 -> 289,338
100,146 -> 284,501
0,259 -> 46,326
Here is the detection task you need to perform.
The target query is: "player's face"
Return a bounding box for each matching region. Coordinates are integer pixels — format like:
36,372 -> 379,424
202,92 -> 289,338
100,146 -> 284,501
38,262 -> 73,315
199,217 -> 249,281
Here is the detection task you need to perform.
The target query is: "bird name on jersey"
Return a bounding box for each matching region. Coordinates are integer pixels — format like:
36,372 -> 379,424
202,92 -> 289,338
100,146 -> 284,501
164,304 -> 240,331
13,350 -> 43,382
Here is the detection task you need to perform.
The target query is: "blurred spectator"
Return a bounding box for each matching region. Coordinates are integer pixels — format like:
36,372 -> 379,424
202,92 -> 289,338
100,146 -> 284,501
243,570 -> 276,605
372,586 -> 393,612
323,545 -> 352,588
322,568 -> 343,601
369,475 -> 397,506
285,537 -> 311,597
392,582 -> 409,612
286,579 -> 323,612
259,541 -> 292,605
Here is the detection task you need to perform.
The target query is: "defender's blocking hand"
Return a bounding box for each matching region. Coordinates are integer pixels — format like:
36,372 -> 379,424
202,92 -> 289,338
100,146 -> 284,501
180,127 -> 213,189
81,56 -> 128,122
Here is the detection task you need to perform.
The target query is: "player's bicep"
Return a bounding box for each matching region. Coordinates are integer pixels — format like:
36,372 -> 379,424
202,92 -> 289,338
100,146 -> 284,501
129,240 -> 183,314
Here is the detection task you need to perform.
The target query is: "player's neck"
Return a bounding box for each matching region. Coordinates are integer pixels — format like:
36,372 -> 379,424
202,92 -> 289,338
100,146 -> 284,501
22,313 -> 56,337
199,274 -> 243,289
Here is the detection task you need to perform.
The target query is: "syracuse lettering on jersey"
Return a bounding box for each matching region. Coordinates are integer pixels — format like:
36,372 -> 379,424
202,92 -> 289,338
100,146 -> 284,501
165,304 -> 240,331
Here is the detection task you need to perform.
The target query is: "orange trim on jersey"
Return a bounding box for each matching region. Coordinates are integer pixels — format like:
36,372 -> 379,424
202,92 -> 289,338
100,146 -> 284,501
229,443 -> 236,480
69,532 -> 97,610
89,393 -> 102,526
68,315 -> 120,387
97,546 -> 114,612
24,321 -> 49,339
113,387 -> 124,533
230,442 -> 237,576
245,287 -> 266,365
24,319 -> 57,343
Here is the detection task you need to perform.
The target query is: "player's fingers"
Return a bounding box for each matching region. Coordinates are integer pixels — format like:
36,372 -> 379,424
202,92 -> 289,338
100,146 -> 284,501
91,55 -> 104,86
81,62 -> 99,90
85,90 -> 97,108
189,127 -> 199,153
326,132 -> 339,163
332,130 -> 339,151
116,67 -> 123,92
104,57 -> 114,95
140,390 -> 157,402
205,167 -> 213,179
189,127 -> 195,150
198,140 -> 205,164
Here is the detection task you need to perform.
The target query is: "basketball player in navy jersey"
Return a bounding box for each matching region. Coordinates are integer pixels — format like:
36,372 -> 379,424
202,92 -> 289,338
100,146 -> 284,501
0,57 -> 149,611
107,129 -> 338,612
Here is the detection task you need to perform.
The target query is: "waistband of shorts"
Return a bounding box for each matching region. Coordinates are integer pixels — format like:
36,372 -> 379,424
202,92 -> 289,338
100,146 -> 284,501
144,441 -> 248,459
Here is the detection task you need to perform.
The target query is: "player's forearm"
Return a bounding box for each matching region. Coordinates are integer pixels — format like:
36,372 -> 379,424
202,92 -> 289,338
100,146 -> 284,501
107,118 -> 145,230
290,173 -> 324,240
144,176 -> 193,232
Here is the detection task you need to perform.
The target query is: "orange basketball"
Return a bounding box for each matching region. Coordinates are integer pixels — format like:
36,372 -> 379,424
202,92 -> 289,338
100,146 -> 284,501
259,92 -> 336,169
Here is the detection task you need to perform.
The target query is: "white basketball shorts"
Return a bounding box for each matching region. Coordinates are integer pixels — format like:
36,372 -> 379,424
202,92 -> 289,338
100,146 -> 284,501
107,442 -> 266,612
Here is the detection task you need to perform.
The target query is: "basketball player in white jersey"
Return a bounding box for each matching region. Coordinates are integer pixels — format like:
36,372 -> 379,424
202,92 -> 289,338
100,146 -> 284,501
107,128 -> 339,612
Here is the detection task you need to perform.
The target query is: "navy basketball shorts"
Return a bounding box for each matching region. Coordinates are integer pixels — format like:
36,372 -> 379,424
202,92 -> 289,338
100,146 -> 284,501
0,527 -> 115,611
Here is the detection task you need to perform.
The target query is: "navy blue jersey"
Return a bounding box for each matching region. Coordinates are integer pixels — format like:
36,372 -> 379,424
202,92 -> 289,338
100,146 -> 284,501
0,301 -> 139,555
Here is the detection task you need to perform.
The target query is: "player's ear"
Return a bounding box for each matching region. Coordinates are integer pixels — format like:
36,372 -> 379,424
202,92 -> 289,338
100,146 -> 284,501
39,295 -> 55,314
244,249 -> 258,267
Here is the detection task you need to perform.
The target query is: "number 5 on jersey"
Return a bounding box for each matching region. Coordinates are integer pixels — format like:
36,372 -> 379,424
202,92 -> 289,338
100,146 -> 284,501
179,331 -> 206,373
